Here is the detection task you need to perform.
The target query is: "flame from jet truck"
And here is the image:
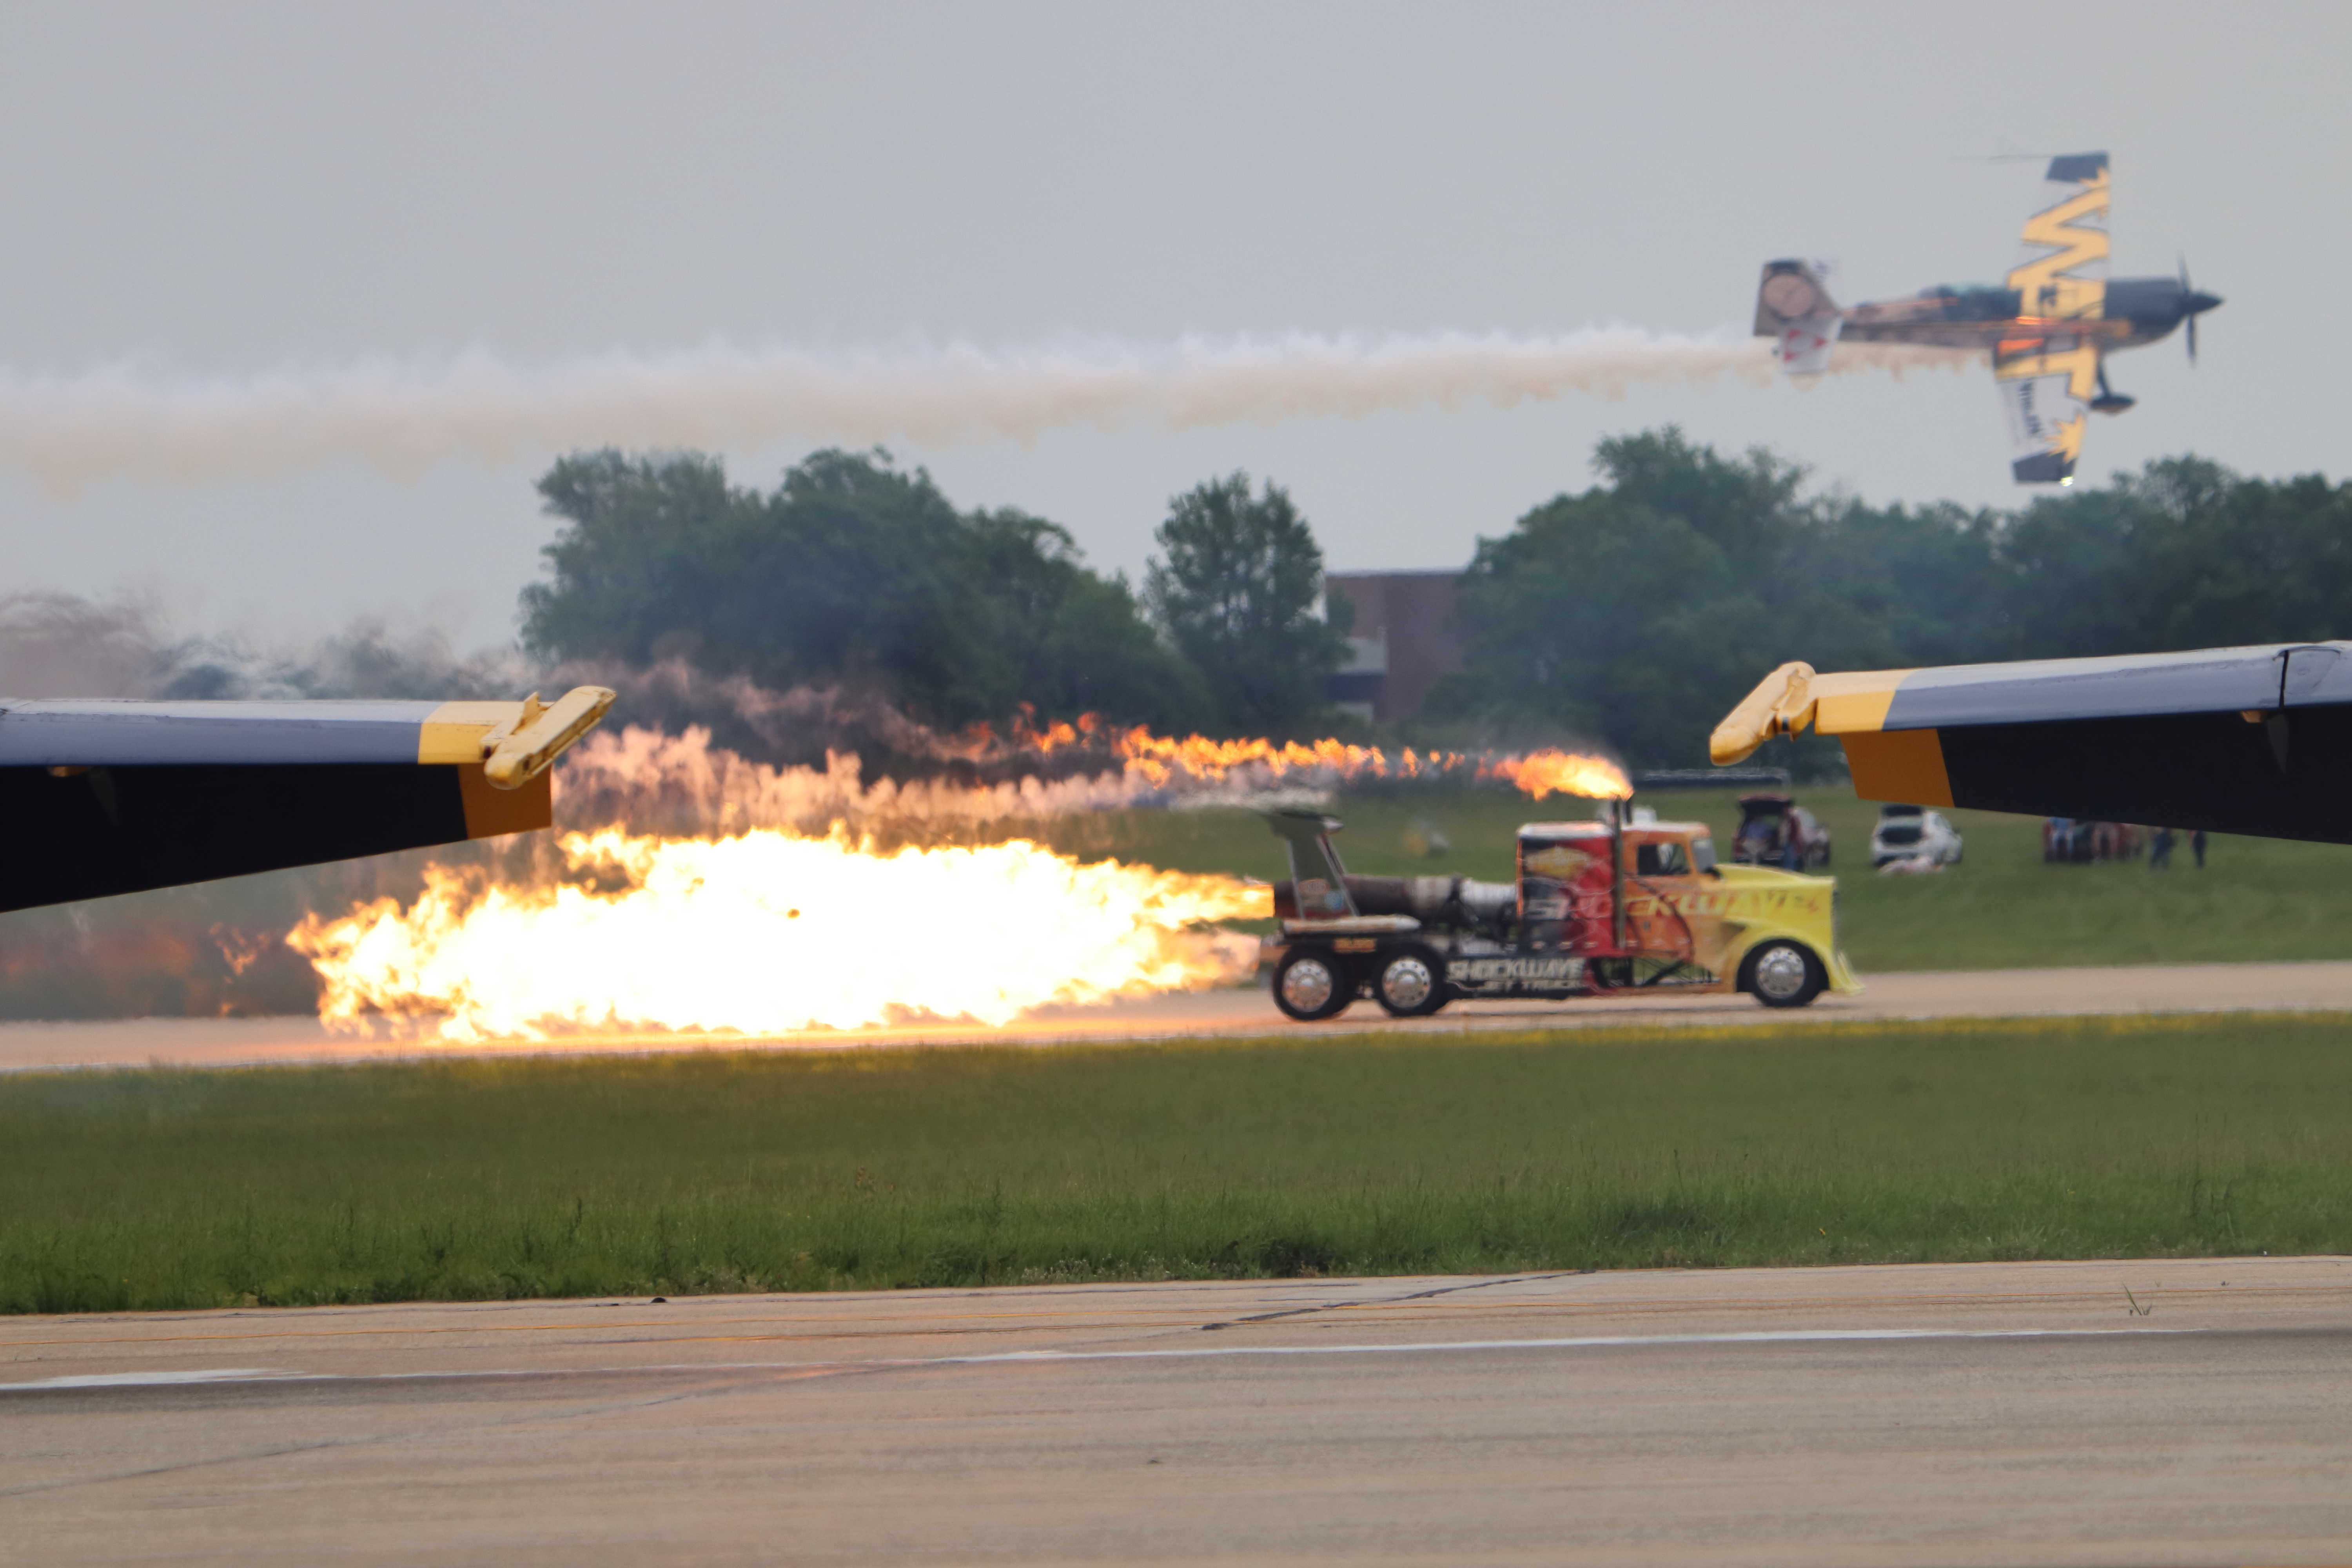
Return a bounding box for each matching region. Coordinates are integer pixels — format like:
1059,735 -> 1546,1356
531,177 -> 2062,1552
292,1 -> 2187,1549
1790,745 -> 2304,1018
289,827 -> 1271,1039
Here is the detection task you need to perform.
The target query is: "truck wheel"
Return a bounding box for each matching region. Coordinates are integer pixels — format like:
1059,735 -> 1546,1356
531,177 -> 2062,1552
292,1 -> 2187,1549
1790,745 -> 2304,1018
1374,946 -> 1449,1018
1272,949 -> 1352,1022
1741,940 -> 1825,1008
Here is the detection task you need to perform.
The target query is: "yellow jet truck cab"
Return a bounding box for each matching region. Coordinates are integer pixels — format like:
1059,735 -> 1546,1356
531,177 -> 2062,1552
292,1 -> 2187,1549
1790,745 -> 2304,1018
1262,805 -> 1857,1022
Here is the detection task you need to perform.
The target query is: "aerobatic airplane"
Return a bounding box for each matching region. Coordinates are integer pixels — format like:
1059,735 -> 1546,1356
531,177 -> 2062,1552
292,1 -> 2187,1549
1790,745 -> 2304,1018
0,685 -> 612,912
1752,152 -> 2222,485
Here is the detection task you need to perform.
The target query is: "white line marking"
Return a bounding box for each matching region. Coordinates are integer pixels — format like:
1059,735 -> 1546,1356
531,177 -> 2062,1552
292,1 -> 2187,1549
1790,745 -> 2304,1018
4,1368 -> 288,1390
0,1325 -> 2250,1392
937,1326 -> 2212,1363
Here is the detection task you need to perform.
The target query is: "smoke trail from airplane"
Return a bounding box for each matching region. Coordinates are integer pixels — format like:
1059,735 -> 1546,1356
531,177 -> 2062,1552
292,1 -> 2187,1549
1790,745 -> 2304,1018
0,330 -> 1973,494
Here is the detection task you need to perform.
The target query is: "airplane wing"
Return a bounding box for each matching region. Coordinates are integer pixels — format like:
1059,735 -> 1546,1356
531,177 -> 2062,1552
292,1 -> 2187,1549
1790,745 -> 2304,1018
0,686 -> 613,913
1995,342 -> 2096,483
1710,648 -> 2352,844
1998,152 -> 2111,484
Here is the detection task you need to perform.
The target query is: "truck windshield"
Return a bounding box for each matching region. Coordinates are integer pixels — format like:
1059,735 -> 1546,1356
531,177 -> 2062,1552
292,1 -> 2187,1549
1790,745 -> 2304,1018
1636,841 -> 1690,876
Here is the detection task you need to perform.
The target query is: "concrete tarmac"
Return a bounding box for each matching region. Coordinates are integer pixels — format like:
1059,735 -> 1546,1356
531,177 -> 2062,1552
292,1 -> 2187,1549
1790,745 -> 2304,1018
5,959 -> 2352,1073
5,1258 -> 2350,1565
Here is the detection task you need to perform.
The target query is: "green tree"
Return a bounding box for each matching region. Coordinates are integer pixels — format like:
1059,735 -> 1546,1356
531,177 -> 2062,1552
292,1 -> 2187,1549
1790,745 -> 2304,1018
1999,457 -> 2352,659
521,448 -> 1203,731
519,450 -> 742,669
1440,428 -> 2010,768
1441,490 -> 1766,766
1145,473 -> 1347,737
960,508 -> 1210,732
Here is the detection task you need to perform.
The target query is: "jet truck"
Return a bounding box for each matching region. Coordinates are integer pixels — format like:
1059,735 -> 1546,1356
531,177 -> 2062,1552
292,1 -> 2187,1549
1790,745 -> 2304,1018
1261,804 -> 1856,1022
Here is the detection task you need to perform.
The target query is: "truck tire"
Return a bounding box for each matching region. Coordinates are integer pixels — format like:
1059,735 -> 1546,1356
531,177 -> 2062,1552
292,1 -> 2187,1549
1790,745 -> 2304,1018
1272,948 -> 1353,1022
1374,946 -> 1449,1018
1740,940 -> 1826,1009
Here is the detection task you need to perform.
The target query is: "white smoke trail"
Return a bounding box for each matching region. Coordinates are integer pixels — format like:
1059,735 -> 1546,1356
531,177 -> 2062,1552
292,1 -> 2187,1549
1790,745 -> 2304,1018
0,330 -> 1975,495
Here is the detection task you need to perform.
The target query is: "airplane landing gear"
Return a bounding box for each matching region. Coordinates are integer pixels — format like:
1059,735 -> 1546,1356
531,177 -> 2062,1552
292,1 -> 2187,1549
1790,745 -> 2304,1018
2089,361 -> 2136,416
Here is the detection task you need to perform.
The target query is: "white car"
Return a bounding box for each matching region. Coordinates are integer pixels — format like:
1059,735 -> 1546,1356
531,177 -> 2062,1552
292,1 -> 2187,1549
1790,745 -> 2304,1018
1870,804 -> 1963,868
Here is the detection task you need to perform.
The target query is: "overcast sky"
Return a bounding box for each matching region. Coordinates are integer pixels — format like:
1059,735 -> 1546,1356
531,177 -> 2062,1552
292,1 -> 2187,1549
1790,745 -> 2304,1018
0,1 -> 2336,651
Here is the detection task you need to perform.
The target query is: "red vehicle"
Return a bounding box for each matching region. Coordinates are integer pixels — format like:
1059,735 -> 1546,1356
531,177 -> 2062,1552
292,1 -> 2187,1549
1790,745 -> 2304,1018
1261,805 -> 1855,1022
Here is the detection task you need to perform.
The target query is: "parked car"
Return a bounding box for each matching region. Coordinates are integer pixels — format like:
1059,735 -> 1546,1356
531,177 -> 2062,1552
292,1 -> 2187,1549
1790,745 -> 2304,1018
1870,804 -> 1964,867
1731,793 -> 1831,870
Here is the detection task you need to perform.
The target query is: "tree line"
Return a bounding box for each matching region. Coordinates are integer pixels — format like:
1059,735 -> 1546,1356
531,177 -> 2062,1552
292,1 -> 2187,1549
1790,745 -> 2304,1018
1440,429 -> 2352,767
520,448 -> 1343,742
519,432 -> 2352,768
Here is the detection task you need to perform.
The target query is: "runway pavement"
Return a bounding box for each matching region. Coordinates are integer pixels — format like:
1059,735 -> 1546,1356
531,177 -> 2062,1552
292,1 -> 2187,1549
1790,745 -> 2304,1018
4,958 -> 2352,1073
4,1257 -> 2350,1565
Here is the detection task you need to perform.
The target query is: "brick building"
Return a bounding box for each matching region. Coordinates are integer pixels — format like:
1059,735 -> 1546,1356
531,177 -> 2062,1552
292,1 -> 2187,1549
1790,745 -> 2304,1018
1322,571 -> 1466,722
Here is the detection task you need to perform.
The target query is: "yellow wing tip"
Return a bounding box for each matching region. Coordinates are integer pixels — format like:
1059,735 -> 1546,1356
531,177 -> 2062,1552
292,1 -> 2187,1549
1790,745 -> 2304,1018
483,685 -> 619,789
1710,662 -> 1815,765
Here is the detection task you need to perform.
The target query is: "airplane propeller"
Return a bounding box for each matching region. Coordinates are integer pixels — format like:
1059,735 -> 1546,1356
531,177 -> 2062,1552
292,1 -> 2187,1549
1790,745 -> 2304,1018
2176,256 -> 2222,366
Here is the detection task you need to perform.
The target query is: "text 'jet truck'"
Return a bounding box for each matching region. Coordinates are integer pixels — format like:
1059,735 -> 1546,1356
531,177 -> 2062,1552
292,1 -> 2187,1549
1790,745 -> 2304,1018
1261,803 -> 1857,1022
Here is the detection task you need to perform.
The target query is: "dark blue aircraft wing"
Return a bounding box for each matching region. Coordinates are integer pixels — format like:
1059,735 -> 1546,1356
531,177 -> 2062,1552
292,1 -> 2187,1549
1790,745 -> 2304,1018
1711,645 -> 2352,842
0,687 -> 613,912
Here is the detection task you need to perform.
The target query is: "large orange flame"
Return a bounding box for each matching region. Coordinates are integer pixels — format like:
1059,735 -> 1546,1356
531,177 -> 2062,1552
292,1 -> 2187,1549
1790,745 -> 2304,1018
1048,710 -> 1629,798
1480,751 -> 1635,800
288,827 -> 1270,1040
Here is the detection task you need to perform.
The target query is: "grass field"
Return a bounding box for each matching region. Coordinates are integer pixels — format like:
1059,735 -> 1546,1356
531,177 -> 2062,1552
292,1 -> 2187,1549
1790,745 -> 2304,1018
7,1013 -> 2350,1314
1027,784 -> 2352,972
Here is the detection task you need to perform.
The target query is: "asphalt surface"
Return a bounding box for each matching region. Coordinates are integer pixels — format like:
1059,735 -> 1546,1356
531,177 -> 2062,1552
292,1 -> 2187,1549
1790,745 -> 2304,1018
5,959 -> 2352,1073
4,1258 -> 2349,1565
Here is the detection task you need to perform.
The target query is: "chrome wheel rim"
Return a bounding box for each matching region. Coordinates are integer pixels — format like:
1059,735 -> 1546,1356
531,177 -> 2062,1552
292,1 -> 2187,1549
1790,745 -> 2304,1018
1380,956 -> 1434,1010
1280,957 -> 1335,1013
1752,944 -> 1810,1001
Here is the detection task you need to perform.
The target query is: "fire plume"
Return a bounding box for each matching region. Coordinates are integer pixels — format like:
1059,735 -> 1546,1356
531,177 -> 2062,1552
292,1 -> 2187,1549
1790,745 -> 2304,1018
289,828 -> 1269,1040
1481,751 -> 1633,801
553,721 -> 1629,837
1027,709 -> 1628,798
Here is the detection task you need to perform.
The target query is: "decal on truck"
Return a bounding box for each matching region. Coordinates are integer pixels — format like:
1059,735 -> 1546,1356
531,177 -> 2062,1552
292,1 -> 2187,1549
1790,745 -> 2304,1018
1451,955 -> 1584,994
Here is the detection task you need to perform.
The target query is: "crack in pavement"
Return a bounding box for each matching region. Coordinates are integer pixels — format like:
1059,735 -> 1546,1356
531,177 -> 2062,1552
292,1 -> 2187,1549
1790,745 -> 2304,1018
1197,1270 -> 1593,1332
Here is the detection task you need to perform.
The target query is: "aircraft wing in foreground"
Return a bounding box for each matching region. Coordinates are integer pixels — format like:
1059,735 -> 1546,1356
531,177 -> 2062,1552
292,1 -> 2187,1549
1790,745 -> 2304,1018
0,686 -> 613,912
1711,648 -> 2352,843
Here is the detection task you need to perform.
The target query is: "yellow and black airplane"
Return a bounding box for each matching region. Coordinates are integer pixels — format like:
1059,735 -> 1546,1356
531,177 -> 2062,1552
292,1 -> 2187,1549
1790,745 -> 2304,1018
1753,152 -> 2222,486
0,686 -> 612,912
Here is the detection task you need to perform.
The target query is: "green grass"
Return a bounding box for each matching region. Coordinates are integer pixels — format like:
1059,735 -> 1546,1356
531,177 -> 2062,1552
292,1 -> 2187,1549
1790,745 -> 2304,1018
7,1014 -> 2350,1313
1021,784 -> 2352,972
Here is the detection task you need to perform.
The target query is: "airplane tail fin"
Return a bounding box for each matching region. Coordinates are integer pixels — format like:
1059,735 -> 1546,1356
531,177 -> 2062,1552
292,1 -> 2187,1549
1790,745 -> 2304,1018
1755,260 -> 1842,375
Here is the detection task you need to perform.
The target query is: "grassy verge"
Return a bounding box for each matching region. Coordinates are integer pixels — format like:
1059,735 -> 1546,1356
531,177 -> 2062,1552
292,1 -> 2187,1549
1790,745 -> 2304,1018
6,1014 -> 2349,1313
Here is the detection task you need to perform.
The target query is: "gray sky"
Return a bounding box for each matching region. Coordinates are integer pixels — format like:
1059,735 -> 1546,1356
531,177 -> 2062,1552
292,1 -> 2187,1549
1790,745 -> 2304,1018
0,1 -> 2335,651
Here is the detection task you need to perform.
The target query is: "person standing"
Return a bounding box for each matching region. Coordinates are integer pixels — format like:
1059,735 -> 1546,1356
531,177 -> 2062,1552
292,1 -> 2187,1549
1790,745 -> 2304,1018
2150,826 -> 2176,870
2192,829 -> 2209,869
